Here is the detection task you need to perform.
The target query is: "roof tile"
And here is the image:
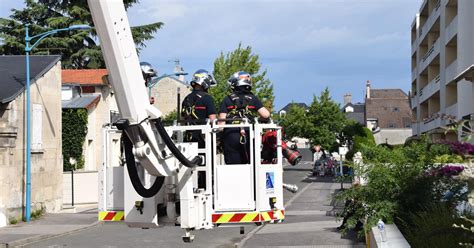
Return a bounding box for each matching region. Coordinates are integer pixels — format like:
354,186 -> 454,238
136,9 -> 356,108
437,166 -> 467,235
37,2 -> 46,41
62,69 -> 108,85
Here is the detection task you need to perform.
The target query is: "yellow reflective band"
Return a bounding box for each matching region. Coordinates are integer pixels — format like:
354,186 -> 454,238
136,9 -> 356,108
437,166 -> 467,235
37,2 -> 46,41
261,212 -> 271,221
241,213 -> 259,222
216,214 -> 233,223
98,211 -> 108,220
112,211 -> 124,221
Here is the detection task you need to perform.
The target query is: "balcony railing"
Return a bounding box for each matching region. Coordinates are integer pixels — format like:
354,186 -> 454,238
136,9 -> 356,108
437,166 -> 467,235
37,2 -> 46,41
445,15 -> 458,42
435,0 -> 441,11
446,60 -> 458,83
422,39 -> 439,62
420,0 -> 441,39
419,74 -> 441,103
445,103 -> 458,119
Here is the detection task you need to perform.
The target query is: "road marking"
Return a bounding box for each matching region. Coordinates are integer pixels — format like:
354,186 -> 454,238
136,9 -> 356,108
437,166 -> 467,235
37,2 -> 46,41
237,179 -> 314,248
284,210 -> 328,216
257,220 -> 338,234
284,181 -> 313,208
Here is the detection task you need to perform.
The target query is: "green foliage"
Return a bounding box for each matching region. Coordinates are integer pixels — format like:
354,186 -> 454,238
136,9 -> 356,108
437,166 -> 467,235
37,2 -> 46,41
306,88 -> 347,149
279,103 -> 312,139
9,217 -> 18,225
162,110 -> 178,126
433,154 -> 464,164
0,0 -> 163,69
400,203 -> 473,248
31,207 -> 45,220
346,126 -> 375,160
336,138 -> 469,238
62,108 -> 88,171
210,43 -> 274,110
339,120 -> 365,147
453,215 -> 474,247
279,88 -> 347,151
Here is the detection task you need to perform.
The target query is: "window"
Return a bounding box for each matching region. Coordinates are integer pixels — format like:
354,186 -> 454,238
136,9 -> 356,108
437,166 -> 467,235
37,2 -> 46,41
81,86 -> 95,93
388,123 -> 396,128
32,104 -> 43,151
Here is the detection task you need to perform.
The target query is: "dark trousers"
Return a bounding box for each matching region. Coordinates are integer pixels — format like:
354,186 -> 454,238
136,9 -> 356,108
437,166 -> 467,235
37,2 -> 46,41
223,128 -> 250,164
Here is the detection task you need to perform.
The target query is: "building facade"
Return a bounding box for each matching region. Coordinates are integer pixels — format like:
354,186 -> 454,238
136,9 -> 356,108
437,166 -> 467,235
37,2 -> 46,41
341,93 -> 365,125
62,69 -> 119,171
365,82 -> 413,145
278,103 -> 308,118
411,0 -> 474,141
0,56 -> 63,226
150,76 -> 191,117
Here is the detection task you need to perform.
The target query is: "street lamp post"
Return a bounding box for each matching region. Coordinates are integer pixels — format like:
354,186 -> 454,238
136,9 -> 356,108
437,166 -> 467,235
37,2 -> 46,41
24,24 -> 90,222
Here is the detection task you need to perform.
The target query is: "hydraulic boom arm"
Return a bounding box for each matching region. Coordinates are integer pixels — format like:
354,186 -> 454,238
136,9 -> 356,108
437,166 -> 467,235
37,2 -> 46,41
88,0 -> 198,180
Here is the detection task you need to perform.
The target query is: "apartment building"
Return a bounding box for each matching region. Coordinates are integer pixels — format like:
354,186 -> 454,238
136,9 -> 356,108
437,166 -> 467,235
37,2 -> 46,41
411,0 -> 474,141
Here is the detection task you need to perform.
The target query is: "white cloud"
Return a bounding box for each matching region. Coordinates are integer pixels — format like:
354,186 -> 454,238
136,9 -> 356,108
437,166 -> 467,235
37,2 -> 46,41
133,1 -> 189,24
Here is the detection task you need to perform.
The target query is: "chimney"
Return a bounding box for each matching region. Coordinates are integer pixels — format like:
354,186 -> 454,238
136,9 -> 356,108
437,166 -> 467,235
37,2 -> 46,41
178,68 -> 185,82
343,93 -> 352,105
172,59 -> 186,82
366,80 -> 371,99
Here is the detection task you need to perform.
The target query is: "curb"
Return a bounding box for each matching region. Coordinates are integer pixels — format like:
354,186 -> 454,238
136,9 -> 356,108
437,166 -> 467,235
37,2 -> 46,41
2,221 -> 101,248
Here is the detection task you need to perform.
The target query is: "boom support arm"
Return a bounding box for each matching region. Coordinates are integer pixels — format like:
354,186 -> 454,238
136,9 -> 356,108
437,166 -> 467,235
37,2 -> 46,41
88,0 -> 196,177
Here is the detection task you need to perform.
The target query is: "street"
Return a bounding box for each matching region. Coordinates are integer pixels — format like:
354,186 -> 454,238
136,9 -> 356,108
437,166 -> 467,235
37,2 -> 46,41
24,161 -> 362,247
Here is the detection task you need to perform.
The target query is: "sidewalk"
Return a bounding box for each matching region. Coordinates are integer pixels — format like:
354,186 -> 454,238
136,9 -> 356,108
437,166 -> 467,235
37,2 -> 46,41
240,174 -> 365,247
0,205 -> 98,248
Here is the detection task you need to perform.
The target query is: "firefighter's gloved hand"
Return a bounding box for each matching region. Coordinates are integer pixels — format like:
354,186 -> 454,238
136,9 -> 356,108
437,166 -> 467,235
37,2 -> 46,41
211,128 -> 222,133
258,117 -> 270,123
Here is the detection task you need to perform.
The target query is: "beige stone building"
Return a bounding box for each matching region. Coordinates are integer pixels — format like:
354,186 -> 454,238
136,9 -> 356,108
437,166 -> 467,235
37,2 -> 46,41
0,56 -> 63,227
150,76 -> 191,117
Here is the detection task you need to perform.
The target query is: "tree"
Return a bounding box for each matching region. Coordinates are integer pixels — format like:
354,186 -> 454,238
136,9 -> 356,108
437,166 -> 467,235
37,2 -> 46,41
279,103 -> 312,139
210,43 -> 274,110
306,88 -> 347,150
0,0 -> 163,69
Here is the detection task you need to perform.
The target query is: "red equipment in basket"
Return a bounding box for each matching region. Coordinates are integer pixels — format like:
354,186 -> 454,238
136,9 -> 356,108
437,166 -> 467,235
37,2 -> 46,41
261,130 -> 302,166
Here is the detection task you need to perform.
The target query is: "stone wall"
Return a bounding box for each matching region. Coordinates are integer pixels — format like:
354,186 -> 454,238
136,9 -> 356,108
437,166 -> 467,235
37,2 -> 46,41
150,77 -> 191,116
374,128 -> 413,145
0,62 -> 62,226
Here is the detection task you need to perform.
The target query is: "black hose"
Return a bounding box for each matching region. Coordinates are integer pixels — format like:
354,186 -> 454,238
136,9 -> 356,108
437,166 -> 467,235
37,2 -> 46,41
154,118 -> 200,168
123,133 -> 164,198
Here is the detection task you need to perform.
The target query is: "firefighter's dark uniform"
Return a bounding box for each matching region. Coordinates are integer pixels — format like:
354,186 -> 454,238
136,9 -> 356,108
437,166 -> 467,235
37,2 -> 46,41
219,91 -> 264,164
181,89 -> 216,148
181,89 -> 216,189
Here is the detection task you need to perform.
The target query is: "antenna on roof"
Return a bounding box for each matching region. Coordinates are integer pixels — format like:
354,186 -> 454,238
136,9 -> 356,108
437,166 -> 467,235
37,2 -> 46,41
168,58 -> 183,74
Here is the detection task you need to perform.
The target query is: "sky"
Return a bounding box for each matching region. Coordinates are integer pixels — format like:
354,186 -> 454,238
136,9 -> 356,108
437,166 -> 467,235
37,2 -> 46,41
0,0 -> 423,110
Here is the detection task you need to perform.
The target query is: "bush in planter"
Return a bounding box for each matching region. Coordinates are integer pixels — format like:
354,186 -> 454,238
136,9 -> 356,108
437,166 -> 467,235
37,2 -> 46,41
433,154 -> 464,164
336,139 -> 468,239
400,203 -> 472,248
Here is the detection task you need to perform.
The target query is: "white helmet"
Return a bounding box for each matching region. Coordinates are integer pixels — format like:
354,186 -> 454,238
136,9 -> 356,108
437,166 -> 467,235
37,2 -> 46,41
140,62 -> 157,79
228,71 -> 252,89
190,69 -> 216,90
